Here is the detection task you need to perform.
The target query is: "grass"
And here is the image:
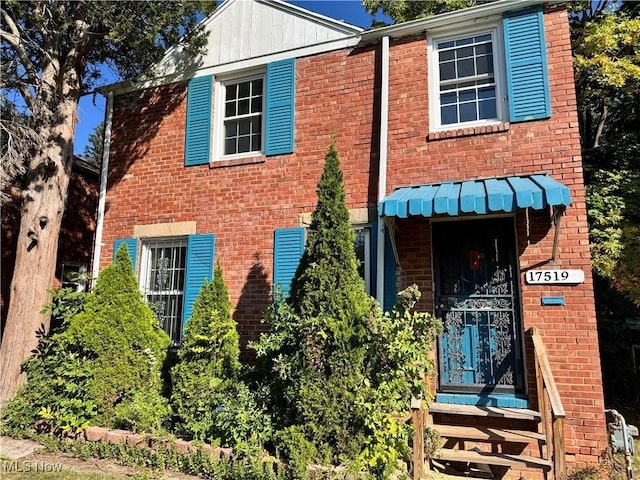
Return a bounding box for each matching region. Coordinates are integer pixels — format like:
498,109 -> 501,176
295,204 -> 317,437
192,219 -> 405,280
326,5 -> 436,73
1,472 -> 117,480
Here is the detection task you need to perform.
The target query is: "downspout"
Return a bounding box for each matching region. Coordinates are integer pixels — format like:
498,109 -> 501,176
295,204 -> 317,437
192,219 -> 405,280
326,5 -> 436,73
376,36 -> 390,306
91,91 -> 114,284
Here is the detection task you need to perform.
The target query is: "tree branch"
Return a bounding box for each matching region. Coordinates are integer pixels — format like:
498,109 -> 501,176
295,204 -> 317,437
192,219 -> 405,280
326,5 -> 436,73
0,9 -> 39,91
592,104 -> 609,149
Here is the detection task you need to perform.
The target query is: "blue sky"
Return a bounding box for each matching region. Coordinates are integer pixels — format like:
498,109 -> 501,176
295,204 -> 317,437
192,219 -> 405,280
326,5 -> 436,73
74,0 -> 388,156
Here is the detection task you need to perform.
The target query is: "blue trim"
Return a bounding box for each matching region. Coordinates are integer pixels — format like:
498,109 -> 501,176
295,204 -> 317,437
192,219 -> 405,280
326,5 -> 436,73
113,238 -> 137,273
503,7 -> 551,122
265,58 -> 295,155
183,234 -> 215,326
185,76 -> 213,166
274,227 -> 305,298
436,393 -> 529,408
541,296 -> 565,306
378,174 -> 571,218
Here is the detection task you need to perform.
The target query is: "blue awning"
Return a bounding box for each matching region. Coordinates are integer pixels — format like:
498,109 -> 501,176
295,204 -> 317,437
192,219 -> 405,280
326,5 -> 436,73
378,174 -> 571,218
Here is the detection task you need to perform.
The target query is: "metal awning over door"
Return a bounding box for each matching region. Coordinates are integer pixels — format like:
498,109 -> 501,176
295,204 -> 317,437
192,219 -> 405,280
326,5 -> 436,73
378,174 -> 571,218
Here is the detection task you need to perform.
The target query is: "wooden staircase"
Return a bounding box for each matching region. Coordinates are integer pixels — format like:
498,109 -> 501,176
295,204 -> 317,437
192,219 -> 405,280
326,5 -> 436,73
427,402 -> 552,478
412,328 -> 566,479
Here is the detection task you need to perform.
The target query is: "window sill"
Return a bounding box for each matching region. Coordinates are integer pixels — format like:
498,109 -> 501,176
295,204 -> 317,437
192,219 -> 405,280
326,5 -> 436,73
427,122 -> 509,141
210,155 -> 266,169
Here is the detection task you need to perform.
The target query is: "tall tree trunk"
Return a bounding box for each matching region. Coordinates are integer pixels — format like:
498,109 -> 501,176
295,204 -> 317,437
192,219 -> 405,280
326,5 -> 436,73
0,97 -> 77,408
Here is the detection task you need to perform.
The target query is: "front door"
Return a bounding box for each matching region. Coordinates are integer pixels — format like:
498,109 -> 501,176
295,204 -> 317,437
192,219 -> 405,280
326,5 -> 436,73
433,218 -> 523,394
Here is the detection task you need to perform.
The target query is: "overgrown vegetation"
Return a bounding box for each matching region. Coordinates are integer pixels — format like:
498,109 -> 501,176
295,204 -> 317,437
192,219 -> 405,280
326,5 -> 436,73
2,246 -> 171,435
252,143 -> 441,479
170,264 -> 271,452
2,143 -> 441,479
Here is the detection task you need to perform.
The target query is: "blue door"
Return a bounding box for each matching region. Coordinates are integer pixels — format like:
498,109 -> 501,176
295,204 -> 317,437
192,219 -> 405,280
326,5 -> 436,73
433,218 -> 523,394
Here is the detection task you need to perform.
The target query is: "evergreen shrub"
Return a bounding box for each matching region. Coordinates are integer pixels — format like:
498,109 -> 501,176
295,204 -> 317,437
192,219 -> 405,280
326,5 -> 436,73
253,142 -> 442,478
2,245 -> 171,434
171,264 -> 272,450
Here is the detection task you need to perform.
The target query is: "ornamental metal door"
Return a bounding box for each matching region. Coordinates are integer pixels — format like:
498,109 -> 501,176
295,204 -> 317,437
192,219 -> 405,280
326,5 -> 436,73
433,218 -> 524,394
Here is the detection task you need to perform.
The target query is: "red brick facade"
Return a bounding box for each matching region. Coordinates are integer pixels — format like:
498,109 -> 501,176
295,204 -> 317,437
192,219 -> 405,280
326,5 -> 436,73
99,4 -> 607,473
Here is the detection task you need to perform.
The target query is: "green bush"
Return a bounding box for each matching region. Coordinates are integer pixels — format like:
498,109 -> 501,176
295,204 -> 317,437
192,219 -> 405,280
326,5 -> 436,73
2,245 -> 171,434
253,142 -> 442,478
171,265 -> 271,450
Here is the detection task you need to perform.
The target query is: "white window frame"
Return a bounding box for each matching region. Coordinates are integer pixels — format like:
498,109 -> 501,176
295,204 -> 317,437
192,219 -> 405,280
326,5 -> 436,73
428,22 -> 508,132
139,237 -> 188,345
354,226 -> 372,295
214,70 -> 266,160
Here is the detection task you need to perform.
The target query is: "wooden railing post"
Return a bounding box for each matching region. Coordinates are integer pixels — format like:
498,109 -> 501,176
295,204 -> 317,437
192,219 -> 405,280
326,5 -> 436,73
530,327 -> 566,480
412,395 -> 424,480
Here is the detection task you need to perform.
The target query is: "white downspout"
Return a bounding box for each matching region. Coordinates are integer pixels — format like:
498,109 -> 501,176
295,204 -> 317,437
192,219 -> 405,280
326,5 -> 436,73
376,36 -> 390,307
91,91 -> 114,284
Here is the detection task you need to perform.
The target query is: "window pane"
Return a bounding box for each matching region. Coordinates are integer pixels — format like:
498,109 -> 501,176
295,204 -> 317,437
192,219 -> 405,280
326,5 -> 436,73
238,98 -> 250,115
478,98 -> 497,119
478,86 -> 495,100
225,138 -> 236,155
439,40 -> 455,49
456,37 -> 473,46
457,58 -> 475,78
476,55 -> 493,75
225,120 -> 237,138
251,97 -> 262,114
439,50 -> 455,62
251,133 -> 261,150
456,46 -> 474,59
238,136 -> 251,153
459,102 -> 477,122
251,117 -> 261,133
459,90 -> 477,103
238,118 -> 251,135
238,81 -> 250,98
441,105 -> 458,125
475,34 -> 491,43
253,79 -> 263,95
440,62 -> 456,81
225,101 -> 236,117
475,42 -> 493,56
225,84 -> 236,101
441,92 -> 457,105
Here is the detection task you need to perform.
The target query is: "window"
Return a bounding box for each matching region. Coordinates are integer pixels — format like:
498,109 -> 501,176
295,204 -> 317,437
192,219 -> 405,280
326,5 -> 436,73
219,76 -> 264,157
139,238 -> 188,344
430,27 -> 506,130
354,227 -> 371,295
61,262 -> 87,292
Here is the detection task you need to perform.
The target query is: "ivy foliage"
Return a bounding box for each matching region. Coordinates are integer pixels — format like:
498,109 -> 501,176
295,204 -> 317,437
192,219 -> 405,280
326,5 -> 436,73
253,142 -> 441,478
2,245 -> 171,434
171,264 -> 272,450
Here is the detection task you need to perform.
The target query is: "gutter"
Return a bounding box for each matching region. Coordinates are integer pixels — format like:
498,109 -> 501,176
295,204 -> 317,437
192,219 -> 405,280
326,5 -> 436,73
91,91 -> 114,284
376,36 -> 390,307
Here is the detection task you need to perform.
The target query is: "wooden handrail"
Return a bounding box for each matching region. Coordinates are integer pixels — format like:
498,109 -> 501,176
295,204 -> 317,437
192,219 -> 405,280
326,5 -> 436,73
530,327 -> 566,479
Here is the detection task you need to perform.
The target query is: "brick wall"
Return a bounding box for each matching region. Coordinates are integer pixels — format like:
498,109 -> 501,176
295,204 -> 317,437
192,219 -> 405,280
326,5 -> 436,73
101,4 -> 607,471
102,45 -> 379,348
384,5 -> 607,467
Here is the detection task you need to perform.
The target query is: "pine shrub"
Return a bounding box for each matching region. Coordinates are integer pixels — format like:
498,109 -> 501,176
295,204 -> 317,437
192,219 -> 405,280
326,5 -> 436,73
2,244 -> 171,434
171,264 -> 271,449
253,142 -> 442,478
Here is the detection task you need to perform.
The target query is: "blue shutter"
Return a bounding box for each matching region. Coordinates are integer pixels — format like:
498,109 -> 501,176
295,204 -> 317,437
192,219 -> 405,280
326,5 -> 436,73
113,238 -> 137,272
371,223 -> 396,312
265,59 -> 295,155
183,234 -> 215,325
274,227 -> 304,298
503,8 -> 550,122
185,75 -> 213,166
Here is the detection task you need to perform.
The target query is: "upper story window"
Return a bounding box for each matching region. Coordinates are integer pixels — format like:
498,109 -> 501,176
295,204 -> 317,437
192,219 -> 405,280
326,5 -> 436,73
61,262 -> 87,292
139,237 -> 187,345
429,26 -> 507,131
222,77 -> 264,156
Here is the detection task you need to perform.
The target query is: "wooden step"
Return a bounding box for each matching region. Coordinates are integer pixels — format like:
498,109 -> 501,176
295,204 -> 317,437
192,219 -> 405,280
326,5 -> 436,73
429,402 -> 541,421
433,448 -> 552,470
434,425 -> 546,444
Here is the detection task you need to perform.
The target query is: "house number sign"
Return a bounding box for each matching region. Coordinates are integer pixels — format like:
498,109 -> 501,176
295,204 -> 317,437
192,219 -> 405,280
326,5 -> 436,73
525,269 -> 585,285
